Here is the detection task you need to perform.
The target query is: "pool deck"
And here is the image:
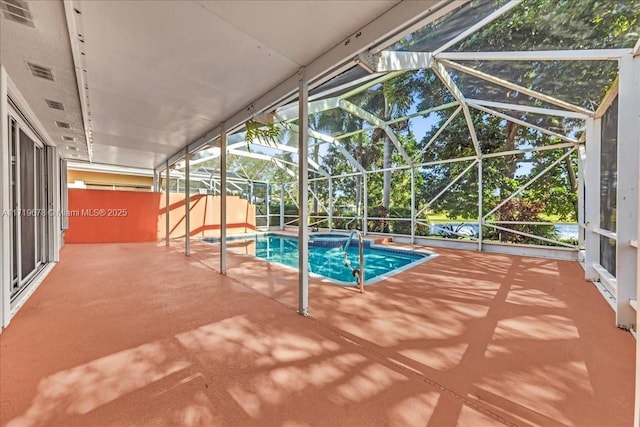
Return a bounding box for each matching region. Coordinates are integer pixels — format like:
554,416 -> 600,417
0,238 -> 634,426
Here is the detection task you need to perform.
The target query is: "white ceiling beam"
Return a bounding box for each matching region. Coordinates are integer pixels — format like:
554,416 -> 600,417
64,1 -> 93,161
249,141 -> 297,154
227,144 -> 329,177
386,101 -> 459,126
175,140 -> 244,171
334,126 -> 376,140
248,137 -> 331,176
162,0 -> 456,167
438,58 -> 594,116
336,71 -> 405,101
273,98 -> 340,123
359,51 -> 433,72
228,149 -> 293,165
307,72 -> 387,102
432,0 -> 524,55
339,100 -> 414,166
481,141 -> 578,159
436,49 -> 632,61
468,102 -> 579,144
466,98 -> 588,119
188,149 -> 221,167
431,61 -> 481,156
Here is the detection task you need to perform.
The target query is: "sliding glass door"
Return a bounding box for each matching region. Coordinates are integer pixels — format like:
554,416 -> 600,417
9,117 -> 49,300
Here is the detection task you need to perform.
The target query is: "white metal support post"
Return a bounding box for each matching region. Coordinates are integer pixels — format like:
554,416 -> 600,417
280,183 -> 285,230
584,117 -> 601,281
616,53 -> 639,329
478,159 -> 483,251
0,66 -> 11,330
265,182 -> 270,229
328,177 -> 333,231
363,173 -> 368,235
298,69 -> 309,317
185,149 -> 191,256
152,170 -> 158,192
46,146 -> 61,262
635,50 -> 640,427
221,128 -> 228,274
410,169 -> 415,244
165,161 -> 170,246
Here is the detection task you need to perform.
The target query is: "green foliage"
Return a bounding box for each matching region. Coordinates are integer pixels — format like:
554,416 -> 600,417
252,0 -> 639,245
484,199 -> 557,244
449,0 -> 640,110
245,120 -> 282,146
367,205 -> 389,233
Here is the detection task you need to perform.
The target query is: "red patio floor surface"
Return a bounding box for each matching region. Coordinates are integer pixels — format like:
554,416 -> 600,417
0,240 -> 634,426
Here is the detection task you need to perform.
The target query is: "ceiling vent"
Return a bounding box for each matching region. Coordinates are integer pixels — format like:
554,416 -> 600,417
62,136 -> 77,142
1,0 -> 34,27
26,62 -> 54,81
66,145 -> 79,150
55,121 -> 71,129
45,99 -> 65,111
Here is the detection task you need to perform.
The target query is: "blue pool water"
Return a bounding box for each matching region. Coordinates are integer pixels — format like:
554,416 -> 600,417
215,234 -> 433,285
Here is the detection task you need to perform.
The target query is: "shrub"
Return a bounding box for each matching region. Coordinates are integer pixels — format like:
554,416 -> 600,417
484,199 -> 557,244
367,205 -> 389,233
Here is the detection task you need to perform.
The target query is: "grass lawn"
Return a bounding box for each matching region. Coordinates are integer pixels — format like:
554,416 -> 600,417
421,212 -> 575,224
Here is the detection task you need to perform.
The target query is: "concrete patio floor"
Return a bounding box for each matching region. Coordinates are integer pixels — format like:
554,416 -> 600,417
0,239 -> 634,426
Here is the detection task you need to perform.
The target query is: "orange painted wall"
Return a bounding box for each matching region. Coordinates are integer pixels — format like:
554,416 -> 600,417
67,189 -> 256,243
157,194 -> 256,239
66,189 -> 161,243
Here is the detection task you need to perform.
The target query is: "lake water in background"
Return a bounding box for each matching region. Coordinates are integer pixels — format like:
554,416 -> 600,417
428,223 -> 579,240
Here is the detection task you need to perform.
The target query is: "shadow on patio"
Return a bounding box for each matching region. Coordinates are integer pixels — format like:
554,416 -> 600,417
0,240 -> 634,426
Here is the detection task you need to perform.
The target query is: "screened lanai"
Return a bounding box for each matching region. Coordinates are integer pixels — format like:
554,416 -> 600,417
159,0 -> 640,332
2,0 -> 640,425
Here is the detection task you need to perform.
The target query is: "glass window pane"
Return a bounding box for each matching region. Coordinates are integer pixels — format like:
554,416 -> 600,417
600,236 -> 616,276
600,96 -> 618,233
20,129 -> 36,281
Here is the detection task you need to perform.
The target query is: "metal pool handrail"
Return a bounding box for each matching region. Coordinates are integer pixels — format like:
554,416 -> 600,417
343,229 -> 365,293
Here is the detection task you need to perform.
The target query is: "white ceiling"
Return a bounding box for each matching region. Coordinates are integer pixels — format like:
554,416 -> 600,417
0,0 -> 89,159
68,0 -> 401,169
1,0 -> 404,169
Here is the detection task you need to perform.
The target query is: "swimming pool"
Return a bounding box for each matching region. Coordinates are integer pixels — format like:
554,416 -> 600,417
206,233 -> 434,285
